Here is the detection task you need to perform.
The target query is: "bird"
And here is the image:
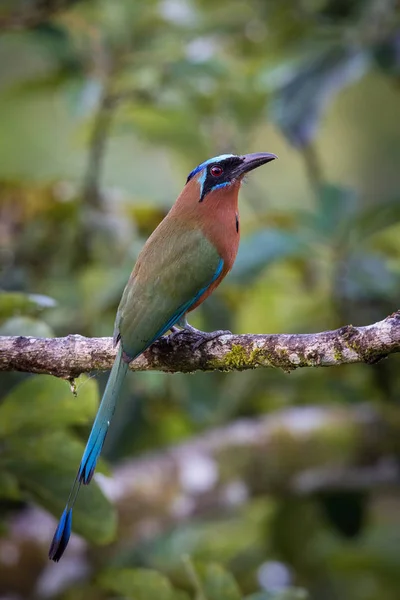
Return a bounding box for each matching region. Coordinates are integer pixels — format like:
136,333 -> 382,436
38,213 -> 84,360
49,151 -> 276,561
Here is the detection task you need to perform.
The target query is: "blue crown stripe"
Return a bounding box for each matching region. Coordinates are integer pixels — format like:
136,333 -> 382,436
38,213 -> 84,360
187,153 -> 235,181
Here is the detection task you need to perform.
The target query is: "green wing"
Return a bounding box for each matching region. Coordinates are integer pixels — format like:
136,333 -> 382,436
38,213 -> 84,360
114,225 -> 222,359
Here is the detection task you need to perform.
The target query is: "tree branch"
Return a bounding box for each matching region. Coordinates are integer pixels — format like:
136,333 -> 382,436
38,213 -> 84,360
2,403 -> 400,592
0,311 -> 399,378
107,403 -> 400,538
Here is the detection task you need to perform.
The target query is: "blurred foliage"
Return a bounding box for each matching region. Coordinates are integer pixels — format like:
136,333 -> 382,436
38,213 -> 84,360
0,0 -> 400,598
0,374 -> 116,544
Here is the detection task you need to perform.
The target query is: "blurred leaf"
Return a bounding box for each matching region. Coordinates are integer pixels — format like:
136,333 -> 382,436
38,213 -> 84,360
352,197 -> 400,240
0,471 -> 20,500
126,503 -> 269,574
28,22 -> 82,74
5,431 -> 116,544
270,498 -> 322,571
0,291 -> 56,320
245,589 -> 309,600
115,103 -> 208,157
231,229 -> 304,284
99,567 -> 190,600
339,252 -> 399,300
330,524 -> 400,581
270,45 -> 369,147
373,31 -> 400,77
308,183 -> 358,240
197,563 -> 242,600
0,374 -> 98,437
0,375 -> 114,543
0,316 -> 54,336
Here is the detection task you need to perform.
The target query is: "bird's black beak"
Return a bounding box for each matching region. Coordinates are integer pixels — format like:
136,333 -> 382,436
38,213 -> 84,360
234,152 -> 277,177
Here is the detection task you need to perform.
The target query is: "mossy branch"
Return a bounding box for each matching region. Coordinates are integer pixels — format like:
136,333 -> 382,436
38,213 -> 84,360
0,311 -> 399,379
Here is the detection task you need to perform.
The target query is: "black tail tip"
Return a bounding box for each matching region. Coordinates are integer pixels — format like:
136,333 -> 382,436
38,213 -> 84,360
78,463 -> 96,485
49,507 -> 72,562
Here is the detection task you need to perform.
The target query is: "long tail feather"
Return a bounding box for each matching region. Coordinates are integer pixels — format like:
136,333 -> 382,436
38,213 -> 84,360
49,345 -> 128,561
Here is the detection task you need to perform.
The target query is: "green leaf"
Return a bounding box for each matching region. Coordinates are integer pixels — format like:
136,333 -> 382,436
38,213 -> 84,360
231,229 -> 304,284
116,103 -> 208,156
0,376 -> 114,543
0,291 -> 56,320
99,568 -> 190,600
5,431 -> 116,544
0,316 -> 54,337
310,183 -> 358,240
352,197 -> 400,239
0,375 -> 99,437
197,563 -> 242,600
340,253 -> 399,300
270,45 -> 369,147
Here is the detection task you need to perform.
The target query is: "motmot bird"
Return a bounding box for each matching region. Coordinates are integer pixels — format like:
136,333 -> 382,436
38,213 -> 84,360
49,151 -> 276,561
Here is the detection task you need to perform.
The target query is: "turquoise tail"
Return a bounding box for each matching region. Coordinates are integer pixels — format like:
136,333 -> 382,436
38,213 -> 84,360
49,345 -> 128,561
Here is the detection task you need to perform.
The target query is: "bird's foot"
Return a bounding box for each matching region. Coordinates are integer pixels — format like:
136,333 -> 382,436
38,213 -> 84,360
162,326 -> 182,345
183,324 -> 232,350
162,319 -> 231,350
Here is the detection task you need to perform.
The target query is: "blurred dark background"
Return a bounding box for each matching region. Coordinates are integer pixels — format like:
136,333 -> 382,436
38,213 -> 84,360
1,1 -> 400,599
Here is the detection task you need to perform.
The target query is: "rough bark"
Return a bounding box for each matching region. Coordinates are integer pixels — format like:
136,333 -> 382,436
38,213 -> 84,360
0,311 -> 399,379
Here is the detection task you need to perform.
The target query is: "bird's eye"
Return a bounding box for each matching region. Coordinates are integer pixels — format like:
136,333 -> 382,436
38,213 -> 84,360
210,165 -> 223,177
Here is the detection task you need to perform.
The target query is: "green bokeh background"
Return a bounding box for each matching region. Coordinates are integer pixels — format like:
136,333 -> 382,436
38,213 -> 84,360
0,1 -> 400,598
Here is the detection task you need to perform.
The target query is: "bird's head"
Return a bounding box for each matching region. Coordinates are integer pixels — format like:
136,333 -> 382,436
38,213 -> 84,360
186,152 -> 277,203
